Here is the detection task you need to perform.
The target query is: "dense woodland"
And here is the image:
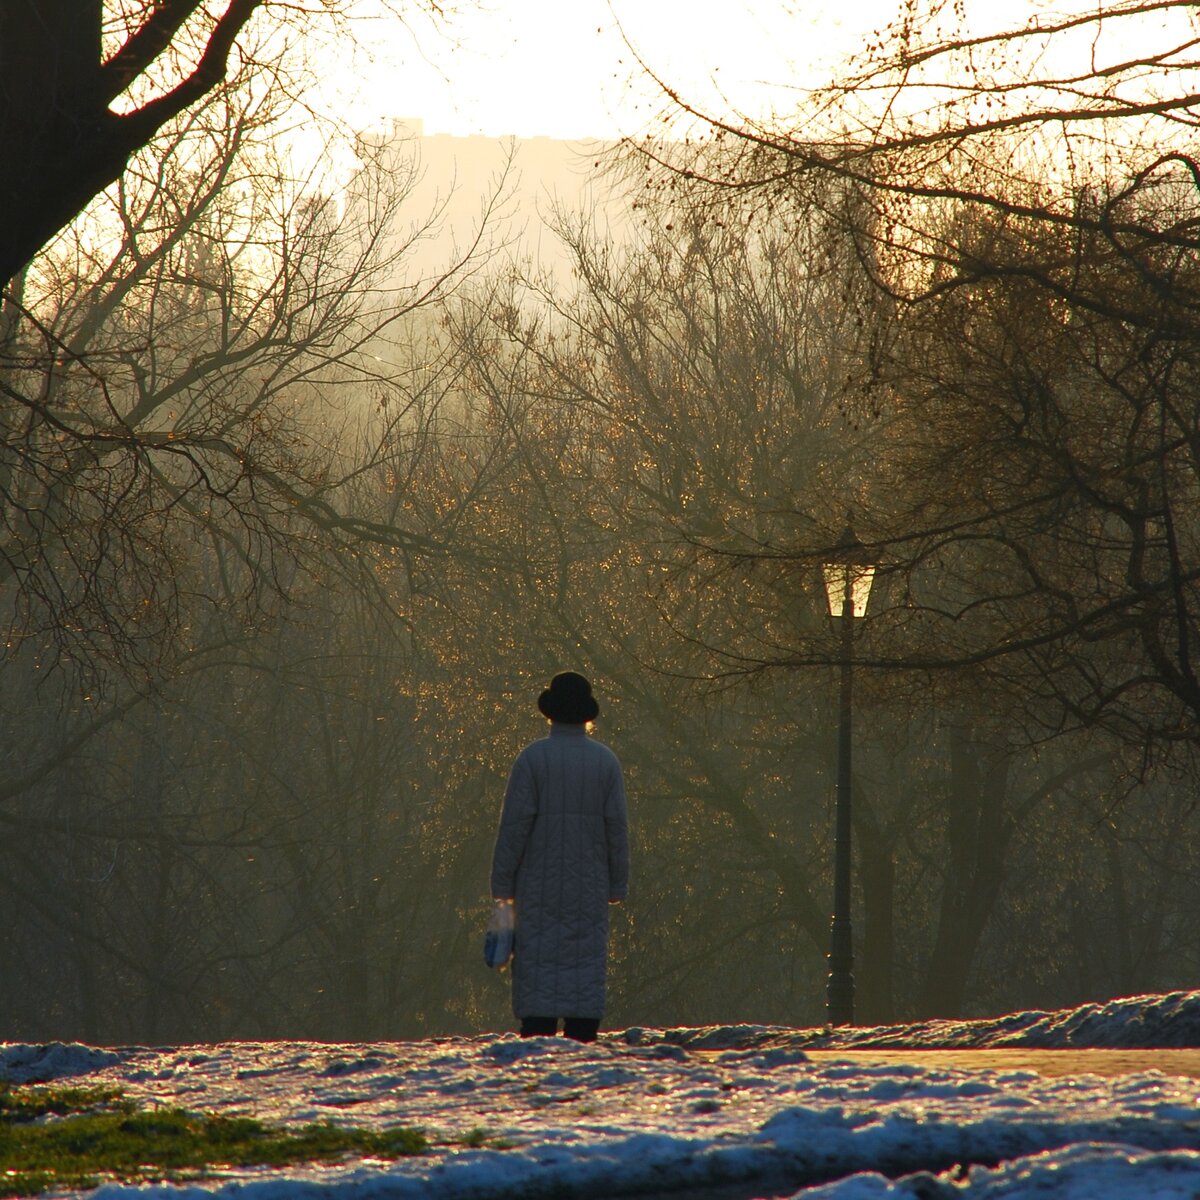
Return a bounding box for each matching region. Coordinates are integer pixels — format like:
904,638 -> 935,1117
1,1 -> 1198,1043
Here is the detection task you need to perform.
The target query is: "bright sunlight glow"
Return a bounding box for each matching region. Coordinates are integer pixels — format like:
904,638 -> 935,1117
327,0 -> 943,141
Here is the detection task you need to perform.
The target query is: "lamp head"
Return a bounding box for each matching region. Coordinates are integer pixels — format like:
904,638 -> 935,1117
822,517 -> 876,619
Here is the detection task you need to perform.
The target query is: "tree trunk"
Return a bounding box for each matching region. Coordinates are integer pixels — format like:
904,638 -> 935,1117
917,726 -> 1010,1017
858,831 -> 896,1024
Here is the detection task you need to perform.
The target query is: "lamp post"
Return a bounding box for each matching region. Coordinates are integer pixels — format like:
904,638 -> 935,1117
822,519 -> 876,1027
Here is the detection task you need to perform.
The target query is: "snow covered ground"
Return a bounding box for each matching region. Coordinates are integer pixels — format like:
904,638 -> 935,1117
3,991 -> 1200,1199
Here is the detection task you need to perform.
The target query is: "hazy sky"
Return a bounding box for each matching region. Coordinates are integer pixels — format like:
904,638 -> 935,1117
333,0 -> 927,141
278,0 -> 1196,196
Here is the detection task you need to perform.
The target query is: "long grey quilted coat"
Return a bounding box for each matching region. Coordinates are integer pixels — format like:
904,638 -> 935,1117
490,724 -> 630,1019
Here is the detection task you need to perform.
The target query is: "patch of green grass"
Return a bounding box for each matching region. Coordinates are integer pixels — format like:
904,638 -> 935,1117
0,1083 -> 132,1122
0,1081 -> 428,1197
459,1126 -> 489,1149
462,1126 -> 509,1149
438,1127 -> 517,1153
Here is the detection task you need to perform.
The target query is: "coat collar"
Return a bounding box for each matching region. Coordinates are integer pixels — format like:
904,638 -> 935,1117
549,723 -> 589,737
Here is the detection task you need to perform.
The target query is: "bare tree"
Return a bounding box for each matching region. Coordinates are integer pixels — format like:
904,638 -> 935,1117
2,0 -> 266,284
619,2 -> 1200,750
0,0 -> 451,284
0,50 -> 502,687
628,1 -> 1200,302
0,34 -> 507,1041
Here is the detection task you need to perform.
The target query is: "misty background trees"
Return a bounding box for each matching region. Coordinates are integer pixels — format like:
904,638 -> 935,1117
1,0 -> 1198,1042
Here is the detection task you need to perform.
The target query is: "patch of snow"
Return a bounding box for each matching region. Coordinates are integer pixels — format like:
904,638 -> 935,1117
0,1041 -> 127,1083
644,989 -> 1200,1051
796,1144 -> 1200,1198
3,992 -> 1199,1198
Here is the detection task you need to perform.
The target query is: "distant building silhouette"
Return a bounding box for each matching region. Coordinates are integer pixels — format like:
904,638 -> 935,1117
352,118 -> 629,289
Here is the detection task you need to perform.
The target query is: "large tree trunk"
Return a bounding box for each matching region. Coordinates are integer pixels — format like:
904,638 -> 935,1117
917,727 -> 1010,1018
0,0 -> 264,284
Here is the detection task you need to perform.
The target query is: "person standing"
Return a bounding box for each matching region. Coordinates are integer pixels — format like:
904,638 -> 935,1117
490,671 -> 630,1042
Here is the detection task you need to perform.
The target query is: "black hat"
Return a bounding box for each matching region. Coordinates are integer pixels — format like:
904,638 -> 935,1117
538,671 -> 600,724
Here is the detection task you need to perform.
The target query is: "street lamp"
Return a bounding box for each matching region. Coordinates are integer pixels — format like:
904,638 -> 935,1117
822,518 -> 876,1027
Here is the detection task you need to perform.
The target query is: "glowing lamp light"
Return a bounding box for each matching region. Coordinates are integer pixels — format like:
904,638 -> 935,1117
822,524 -> 875,619
823,561 -> 876,619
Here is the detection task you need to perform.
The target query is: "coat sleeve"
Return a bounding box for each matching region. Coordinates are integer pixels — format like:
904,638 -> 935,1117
490,750 -> 537,900
604,757 -> 630,902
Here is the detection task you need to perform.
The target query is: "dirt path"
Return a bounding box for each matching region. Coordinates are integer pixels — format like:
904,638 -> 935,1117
801,1047 -> 1200,1078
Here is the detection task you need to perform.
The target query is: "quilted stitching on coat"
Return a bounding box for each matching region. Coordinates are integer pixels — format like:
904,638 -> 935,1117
491,725 -> 630,1019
